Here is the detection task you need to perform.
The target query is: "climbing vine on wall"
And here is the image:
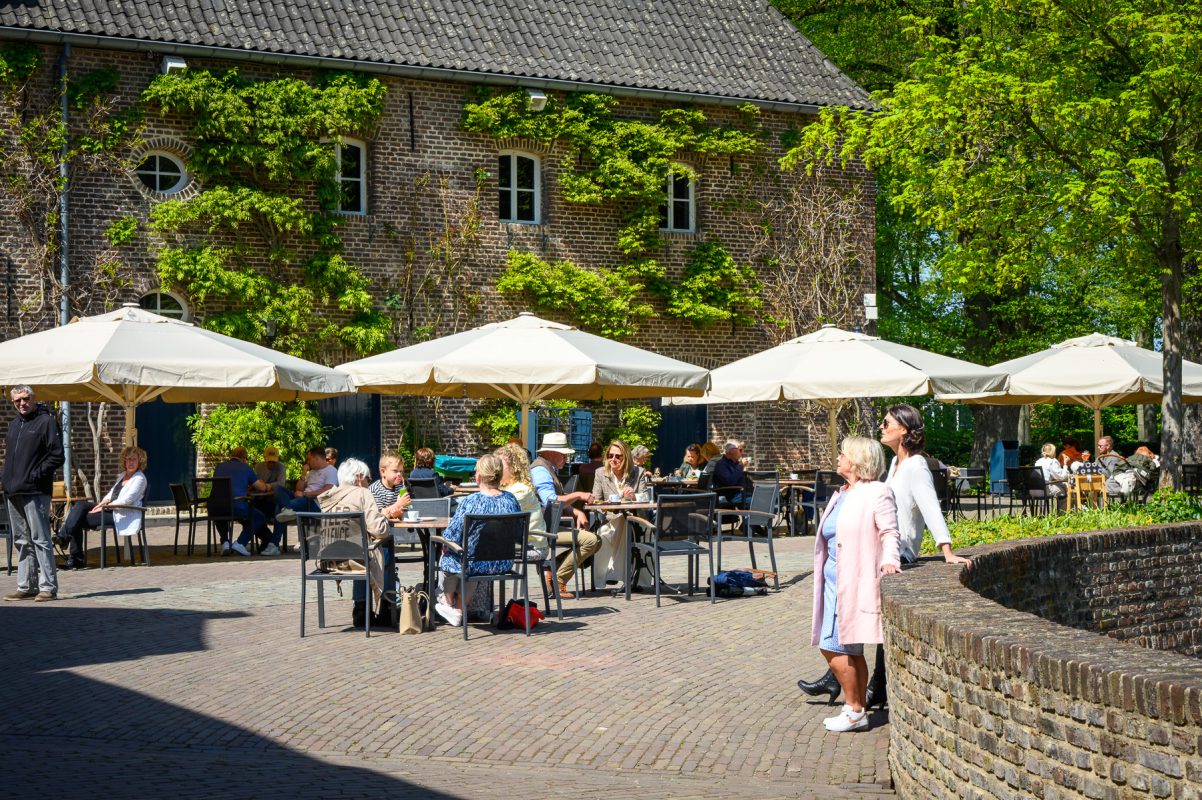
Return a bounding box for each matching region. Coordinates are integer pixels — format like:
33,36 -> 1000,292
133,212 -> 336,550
141,68 -> 389,359
462,89 -> 767,336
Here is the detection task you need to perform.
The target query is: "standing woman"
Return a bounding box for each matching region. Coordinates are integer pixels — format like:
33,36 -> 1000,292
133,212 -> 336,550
799,404 -> 970,705
809,436 -> 901,732
590,439 -> 648,589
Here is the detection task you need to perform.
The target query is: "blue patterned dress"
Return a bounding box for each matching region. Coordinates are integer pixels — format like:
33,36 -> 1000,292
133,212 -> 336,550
819,491 -> 864,656
438,490 -> 521,576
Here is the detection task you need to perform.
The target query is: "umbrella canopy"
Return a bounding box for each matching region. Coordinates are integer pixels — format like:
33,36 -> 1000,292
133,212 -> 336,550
338,312 -> 710,444
0,304 -> 355,445
937,332 -> 1202,443
668,325 -> 1009,463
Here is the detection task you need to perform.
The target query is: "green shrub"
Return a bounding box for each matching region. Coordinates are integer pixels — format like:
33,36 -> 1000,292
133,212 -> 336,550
189,401 -> 327,480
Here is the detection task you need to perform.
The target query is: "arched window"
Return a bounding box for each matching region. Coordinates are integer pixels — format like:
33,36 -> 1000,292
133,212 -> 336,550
134,152 -> 188,194
658,172 -> 695,232
138,291 -> 188,321
335,138 -> 367,215
497,152 -> 540,223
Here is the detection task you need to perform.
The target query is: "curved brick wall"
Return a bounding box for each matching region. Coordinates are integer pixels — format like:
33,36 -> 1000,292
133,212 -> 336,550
881,523 -> 1202,800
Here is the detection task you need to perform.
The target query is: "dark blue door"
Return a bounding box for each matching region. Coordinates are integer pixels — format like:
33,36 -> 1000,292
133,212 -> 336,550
135,399 -> 197,503
315,394 -> 381,473
654,401 -> 708,476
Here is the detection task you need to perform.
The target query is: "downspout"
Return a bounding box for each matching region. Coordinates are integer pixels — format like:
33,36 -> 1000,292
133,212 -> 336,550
58,44 -> 72,493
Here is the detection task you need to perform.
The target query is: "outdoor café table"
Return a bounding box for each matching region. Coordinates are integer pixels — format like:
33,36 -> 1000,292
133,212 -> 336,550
390,516 -> 451,608
247,490 -> 283,550
584,500 -> 661,594
776,479 -> 815,537
650,477 -> 698,487
451,483 -> 478,496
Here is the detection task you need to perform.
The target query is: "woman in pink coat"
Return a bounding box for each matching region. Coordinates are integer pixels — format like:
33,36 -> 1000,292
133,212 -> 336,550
810,436 -> 901,732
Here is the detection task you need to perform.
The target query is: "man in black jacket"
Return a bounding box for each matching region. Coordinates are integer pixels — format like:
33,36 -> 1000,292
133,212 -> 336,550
3,384 -> 64,601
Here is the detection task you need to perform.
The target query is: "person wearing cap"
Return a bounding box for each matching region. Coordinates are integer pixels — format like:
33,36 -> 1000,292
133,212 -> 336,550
212,446 -> 272,556
530,431 -> 600,591
255,446 -> 287,490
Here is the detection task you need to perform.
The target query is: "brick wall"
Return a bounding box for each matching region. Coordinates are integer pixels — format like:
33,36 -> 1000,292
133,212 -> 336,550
0,41 -> 876,480
882,524 -> 1202,800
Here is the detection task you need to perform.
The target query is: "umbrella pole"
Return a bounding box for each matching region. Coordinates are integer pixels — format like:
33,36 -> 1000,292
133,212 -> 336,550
1093,407 -> 1102,449
124,403 -> 137,447
828,404 -> 839,468
519,402 -> 531,452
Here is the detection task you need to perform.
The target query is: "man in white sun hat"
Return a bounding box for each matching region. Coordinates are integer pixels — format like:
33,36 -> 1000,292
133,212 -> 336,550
530,432 -> 598,595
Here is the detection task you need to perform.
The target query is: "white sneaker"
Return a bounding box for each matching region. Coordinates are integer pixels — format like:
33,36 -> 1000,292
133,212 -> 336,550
823,704 -> 854,727
824,707 -> 868,732
434,601 -> 462,626
275,508 -> 298,523
221,541 -> 231,555
231,542 -> 252,557
260,543 -> 280,556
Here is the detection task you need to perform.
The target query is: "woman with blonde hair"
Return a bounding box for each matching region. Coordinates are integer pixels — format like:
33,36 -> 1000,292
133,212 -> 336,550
808,436 -> 900,732
54,445 -> 148,570
590,439 -> 648,589
434,453 -> 521,626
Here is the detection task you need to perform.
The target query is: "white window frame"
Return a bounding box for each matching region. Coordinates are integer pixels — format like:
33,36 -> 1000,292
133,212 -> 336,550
497,151 -> 541,224
134,151 -> 188,195
138,290 -> 189,321
335,138 -> 367,216
659,172 -> 696,232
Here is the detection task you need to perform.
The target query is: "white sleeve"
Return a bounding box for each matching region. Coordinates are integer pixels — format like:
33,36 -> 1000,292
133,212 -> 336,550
909,462 -> 951,546
112,473 -> 147,506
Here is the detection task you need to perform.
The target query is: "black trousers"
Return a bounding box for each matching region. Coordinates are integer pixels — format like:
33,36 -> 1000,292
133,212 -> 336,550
58,500 -> 113,561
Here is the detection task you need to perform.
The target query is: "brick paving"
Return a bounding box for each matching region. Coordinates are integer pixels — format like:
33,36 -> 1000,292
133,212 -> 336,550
0,523 -> 895,799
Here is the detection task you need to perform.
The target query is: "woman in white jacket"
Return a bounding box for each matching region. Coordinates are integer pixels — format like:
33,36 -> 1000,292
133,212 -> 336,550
54,446 -> 147,570
1034,442 -> 1069,497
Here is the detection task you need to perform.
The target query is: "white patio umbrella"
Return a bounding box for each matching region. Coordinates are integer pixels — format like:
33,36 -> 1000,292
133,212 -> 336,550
338,312 -> 710,445
0,304 -> 355,445
936,333 -> 1202,444
668,325 -> 1009,463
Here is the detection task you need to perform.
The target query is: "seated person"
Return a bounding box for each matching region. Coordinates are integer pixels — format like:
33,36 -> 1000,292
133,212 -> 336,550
1095,435 -> 1137,497
254,446 -> 287,490
273,446 -> 338,537
324,447 -> 339,469
1058,436 -> 1084,470
54,446 -> 148,570
699,441 -> 722,477
317,458 -> 392,628
575,442 -> 604,494
713,439 -> 752,507
407,447 -> 454,497
369,450 -> 412,521
590,440 -> 648,590
1034,442 -> 1069,497
434,454 -> 521,626
529,433 -> 601,597
630,445 -> 652,472
675,444 -> 702,478
1127,445 -> 1160,497
214,446 -> 272,557
494,443 -> 557,592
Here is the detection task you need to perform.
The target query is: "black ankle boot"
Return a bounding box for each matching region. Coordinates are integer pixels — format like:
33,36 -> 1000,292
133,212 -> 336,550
352,601 -> 366,629
865,650 -> 888,709
797,669 -> 841,704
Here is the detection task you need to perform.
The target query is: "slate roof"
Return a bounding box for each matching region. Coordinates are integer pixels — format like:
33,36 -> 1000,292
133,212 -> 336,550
0,0 -> 872,109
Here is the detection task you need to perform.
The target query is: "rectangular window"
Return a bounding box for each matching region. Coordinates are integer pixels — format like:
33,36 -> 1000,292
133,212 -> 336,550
337,140 -> 366,215
658,172 -> 695,232
498,153 -> 539,223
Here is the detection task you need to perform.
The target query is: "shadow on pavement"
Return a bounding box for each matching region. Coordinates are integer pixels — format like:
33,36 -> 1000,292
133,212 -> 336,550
0,604 -> 462,799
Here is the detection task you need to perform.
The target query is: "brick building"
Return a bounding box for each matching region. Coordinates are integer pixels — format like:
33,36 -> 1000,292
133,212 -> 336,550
0,1 -> 875,498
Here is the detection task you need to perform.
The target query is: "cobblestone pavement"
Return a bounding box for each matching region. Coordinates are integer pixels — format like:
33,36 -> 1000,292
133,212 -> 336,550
1,523 -> 896,799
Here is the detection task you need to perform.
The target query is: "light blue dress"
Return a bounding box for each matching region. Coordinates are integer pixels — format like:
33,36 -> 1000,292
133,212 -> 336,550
818,492 -> 863,656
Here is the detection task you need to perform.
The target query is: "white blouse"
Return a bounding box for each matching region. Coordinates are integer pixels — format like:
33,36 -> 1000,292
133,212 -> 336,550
885,456 -> 951,562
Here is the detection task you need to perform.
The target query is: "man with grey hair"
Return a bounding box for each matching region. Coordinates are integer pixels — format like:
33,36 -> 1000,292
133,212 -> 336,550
713,439 -> 751,508
3,384 -> 64,601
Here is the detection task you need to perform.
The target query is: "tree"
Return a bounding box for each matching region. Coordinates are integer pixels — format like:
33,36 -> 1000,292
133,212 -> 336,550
786,0 -> 1202,485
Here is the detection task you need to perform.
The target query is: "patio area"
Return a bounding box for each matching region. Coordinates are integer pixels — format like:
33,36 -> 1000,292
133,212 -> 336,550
0,522 -> 895,799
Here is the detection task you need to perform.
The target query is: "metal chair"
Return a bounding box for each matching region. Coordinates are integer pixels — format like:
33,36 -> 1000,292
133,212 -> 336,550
297,511 -> 375,638
546,499 -> 592,597
1004,467 -> 1028,514
803,471 -> 845,534
1183,464 -> 1202,497
432,512 -> 538,640
95,502 -> 150,568
196,477 -> 254,554
626,492 -> 717,608
931,467 -> 951,515
0,494 -> 12,575
405,477 -> 441,500
715,480 -> 780,589
170,482 -> 207,556
1022,466 -> 1052,515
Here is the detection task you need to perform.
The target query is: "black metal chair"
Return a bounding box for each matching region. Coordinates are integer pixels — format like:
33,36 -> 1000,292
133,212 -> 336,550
1183,464 -> 1202,497
1004,466 -> 1028,514
196,477 -> 254,554
626,492 -> 717,608
715,480 -> 780,589
432,512 -> 539,639
406,477 -> 441,500
803,470 -> 846,534
170,482 -> 207,556
0,494 -> 12,575
931,467 -> 951,515
953,467 -> 987,519
297,511 -> 375,638
1022,466 -> 1052,515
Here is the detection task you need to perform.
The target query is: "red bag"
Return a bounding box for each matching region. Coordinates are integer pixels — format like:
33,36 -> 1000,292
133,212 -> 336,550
504,599 -> 544,629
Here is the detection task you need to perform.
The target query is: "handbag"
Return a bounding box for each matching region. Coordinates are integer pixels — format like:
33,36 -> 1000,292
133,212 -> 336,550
496,598 -> 544,630
397,585 -> 430,635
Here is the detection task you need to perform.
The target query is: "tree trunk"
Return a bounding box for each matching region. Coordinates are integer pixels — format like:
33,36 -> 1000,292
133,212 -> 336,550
969,405 -> 1020,468
1158,209 -> 1184,490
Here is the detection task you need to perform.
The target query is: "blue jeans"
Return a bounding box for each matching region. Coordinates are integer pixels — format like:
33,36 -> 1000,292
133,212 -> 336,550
8,494 -> 56,593
233,505 -> 268,548
273,488 -> 318,546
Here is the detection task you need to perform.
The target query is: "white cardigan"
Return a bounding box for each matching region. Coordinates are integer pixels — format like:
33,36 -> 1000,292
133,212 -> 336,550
885,456 -> 951,562
103,471 -> 148,537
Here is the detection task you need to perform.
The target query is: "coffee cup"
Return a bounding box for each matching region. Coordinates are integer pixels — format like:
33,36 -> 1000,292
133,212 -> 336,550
607,493 -> 621,503
789,473 -> 799,480
404,509 -> 419,522
636,492 -> 649,503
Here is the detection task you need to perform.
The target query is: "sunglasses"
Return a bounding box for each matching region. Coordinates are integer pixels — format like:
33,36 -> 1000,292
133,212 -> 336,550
607,452 -> 623,460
